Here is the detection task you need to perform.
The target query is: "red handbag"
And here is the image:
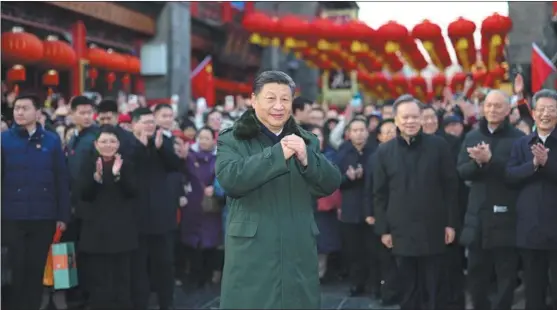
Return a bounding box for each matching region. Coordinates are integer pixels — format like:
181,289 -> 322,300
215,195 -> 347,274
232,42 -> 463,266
317,189 -> 342,212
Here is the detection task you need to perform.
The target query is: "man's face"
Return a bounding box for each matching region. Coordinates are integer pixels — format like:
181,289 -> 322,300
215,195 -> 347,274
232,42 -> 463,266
364,105 -> 375,116
97,112 -> 118,126
348,120 -> 368,146
533,97 -> 557,132
395,101 -> 421,137
483,91 -> 510,125
421,108 -> 439,134
309,109 -> 325,127
71,104 -> 94,128
155,107 -> 174,130
444,122 -> 464,137
295,104 -> 311,124
251,83 -> 292,132
378,122 -> 397,143
13,98 -> 39,127
133,114 -> 156,137
368,117 -> 380,132
381,105 -> 394,119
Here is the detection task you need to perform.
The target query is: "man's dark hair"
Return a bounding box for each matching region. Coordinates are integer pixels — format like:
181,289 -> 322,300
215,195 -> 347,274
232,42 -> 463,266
70,95 -> 94,111
154,103 -> 173,113
198,125 -> 215,138
293,97 -> 312,114
532,89 -> 557,108
420,103 -> 435,112
347,117 -> 367,130
392,94 -> 421,116
13,93 -> 41,109
96,124 -> 120,140
252,70 -> 296,95
97,99 -> 118,114
131,107 -> 152,122
376,118 -> 395,134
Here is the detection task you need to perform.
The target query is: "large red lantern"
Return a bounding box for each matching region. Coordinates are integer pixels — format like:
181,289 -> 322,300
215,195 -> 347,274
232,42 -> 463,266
125,55 -> 141,74
106,49 -> 128,72
376,21 -> 408,53
1,27 -> 44,65
310,18 -> 343,42
87,45 -> 110,69
481,13 -> 513,70
276,15 -> 310,48
448,17 -> 477,72
41,35 -> 77,70
412,20 -> 452,70
242,11 -> 278,46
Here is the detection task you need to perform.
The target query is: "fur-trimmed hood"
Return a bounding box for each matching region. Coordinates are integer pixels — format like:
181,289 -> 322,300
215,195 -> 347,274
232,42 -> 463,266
232,108 -> 311,144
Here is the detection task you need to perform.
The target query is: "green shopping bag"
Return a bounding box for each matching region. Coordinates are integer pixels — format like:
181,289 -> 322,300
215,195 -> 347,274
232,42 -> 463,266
52,242 -> 79,290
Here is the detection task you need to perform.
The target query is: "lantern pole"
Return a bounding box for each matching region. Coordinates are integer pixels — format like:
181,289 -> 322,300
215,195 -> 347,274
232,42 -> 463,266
270,3 -> 281,70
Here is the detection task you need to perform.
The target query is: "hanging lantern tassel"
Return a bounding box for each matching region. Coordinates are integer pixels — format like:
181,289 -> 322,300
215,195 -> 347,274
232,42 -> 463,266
106,72 -> 116,91
7,65 -> 26,95
488,34 -> 502,70
121,74 -> 131,91
456,38 -> 471,72
422,41 -> 445,70
88,68 -> 99,87
42,70 -> 59,98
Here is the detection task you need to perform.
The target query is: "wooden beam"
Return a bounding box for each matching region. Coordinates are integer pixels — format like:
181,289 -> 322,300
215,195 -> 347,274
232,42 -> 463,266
47,1 -> 155,35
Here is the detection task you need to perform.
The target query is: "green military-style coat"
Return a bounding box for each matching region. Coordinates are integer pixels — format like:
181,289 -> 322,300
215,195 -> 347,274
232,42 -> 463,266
215,109 -> 341,309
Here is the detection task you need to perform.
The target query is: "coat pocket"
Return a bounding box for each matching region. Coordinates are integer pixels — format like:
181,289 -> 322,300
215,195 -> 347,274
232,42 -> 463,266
227,221 -> 258,238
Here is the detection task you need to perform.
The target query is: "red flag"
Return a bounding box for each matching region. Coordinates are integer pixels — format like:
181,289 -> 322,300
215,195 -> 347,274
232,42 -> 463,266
531,43 -> 557,93
191,56 -> 215,107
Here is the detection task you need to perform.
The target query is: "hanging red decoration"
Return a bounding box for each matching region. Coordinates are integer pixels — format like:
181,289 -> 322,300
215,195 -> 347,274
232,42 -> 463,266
310,18 -> 344,42
106,49 -> 128,72
448,17 -> 477,72
480,13 -> 513,70
431,73 -> 447,97
121,74 -> 131,91
106,72 -> 116,90
390,74 -> 410,97
1,27 -> 44,65
88,68 -> 99,87
42,70 -> 59,97
125,55 -> 141,74
450,72 -> 468,93
41,35 -> 77,70
412,20 -> 452,70
6,65 -> 26,95
276,15 -> 310,48
409,76 -> 428,101
368,72 -> 391,99
242,11 -> 279,46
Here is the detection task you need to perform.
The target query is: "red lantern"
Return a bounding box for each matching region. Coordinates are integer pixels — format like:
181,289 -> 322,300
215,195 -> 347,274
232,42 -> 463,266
87,45 -> 110,69
106,72 -> 116,90
41,35 -> 77,70
242,11 -> 278,46
390,74 -> 409,97
412,20 -> 452,70
431,74 -> 447,97
1,27 -> 44,65
410,76 -> 428,100
345,20 -> 375,41
6,65 -> 26,95
42,70 -> 59,97
368,72 -> 391,99
121,74 -> 131,91
88,68 -> 99,87
310,18 -> 343,41
448,17 -> 477,71
377,21 -> 408,42
276,15 -> 310,40
481,13 -> 513,70
450,72 -> 467,93
106,49 -> 128,72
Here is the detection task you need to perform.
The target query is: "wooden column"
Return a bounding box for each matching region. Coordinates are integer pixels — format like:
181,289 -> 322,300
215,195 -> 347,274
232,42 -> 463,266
70,20 -> 87,96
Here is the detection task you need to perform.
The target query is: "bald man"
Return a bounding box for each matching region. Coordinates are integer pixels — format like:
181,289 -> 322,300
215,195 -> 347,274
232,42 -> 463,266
457,90 -> 525,310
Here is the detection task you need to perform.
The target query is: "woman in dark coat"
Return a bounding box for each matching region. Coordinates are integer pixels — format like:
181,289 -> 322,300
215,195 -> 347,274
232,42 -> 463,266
78,125 -> 137,310
309,125 -> 342,280
180,126 -> 223,287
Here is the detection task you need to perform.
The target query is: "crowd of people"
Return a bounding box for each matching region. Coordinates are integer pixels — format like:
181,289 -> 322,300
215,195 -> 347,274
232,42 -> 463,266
1,69 -> 556,310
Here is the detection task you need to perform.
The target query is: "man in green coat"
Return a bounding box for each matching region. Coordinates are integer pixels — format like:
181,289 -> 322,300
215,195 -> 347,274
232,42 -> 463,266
215,71 -> 342,309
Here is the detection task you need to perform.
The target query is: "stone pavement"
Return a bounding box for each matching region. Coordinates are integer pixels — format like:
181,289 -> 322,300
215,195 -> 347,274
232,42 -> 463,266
153,280 -> 527,310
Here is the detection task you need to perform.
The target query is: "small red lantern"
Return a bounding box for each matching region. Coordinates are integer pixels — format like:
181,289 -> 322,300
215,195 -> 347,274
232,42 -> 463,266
411,19 -> 442,41
6,65 -> 26,95
276,15 -> 310,39
310,18 -> 343,41
1,27 -> 44,65
448,17 -> 476,38
42,70 -> 59,97
88,68 -> 99,87
345,20 -> 375,41
390,74 -> 409,96
450,72 -> 467,93
106,72 -> 116,90
121,74 -> 131,91
377,21 -> 409,42
431,74 -> 447,97
41,35 -> 77,70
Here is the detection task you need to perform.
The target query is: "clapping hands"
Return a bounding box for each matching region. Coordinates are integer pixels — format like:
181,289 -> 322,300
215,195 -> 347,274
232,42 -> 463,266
531,143 -> 549,167
467,141 -> 492,164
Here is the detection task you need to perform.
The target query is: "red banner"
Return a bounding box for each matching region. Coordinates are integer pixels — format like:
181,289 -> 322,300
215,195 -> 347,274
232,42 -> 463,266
191,56 -> 215,107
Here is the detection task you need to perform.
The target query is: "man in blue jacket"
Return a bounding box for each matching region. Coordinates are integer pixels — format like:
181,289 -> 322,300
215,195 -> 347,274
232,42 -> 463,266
506,89 -> 557,310
1,93 -> 70,310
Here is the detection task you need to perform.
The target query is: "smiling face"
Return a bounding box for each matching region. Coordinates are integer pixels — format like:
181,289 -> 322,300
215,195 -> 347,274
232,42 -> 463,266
483,91 -> 510,126
533,97 -> 557,133
395,101 -> 421,137
251,83 -> 293,133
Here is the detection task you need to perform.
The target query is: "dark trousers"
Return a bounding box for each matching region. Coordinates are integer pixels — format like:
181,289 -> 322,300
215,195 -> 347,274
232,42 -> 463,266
342,222 -> 381,291
467,246 -> 519,310
445,244 -> 465,308
521,249 -> 557,310
378,244 -> 400,302
184,246 -> 223,285
88,251 -> 133,310
131,233 -> 174,310
1,219 -> 56,310
396,254 -> 447,310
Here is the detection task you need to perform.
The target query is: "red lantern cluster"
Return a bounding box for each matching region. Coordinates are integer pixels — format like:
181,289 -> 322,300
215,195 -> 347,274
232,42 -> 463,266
411,20 -> 452,70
